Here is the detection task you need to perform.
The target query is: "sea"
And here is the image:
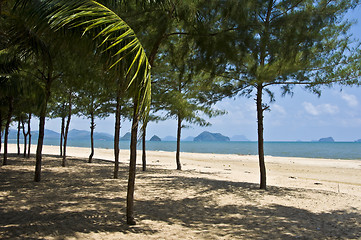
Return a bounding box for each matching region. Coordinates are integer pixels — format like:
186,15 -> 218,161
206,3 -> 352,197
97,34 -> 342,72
6,139 -> 361,160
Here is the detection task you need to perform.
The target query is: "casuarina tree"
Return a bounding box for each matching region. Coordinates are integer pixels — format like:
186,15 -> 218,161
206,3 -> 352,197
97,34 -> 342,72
206,0 -> 361,189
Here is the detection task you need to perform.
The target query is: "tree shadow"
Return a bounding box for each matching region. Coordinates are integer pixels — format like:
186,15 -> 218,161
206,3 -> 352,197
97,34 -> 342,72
135,170 -> 361,239
0,156 -> 156,239
1,155 -> 360,239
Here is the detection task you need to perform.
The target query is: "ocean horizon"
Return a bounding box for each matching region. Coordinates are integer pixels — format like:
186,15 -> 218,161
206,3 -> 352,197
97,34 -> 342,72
5,138 -> 361,160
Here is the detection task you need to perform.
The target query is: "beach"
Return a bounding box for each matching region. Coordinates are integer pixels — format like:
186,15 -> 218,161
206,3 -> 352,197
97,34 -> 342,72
1,144 -> 361,239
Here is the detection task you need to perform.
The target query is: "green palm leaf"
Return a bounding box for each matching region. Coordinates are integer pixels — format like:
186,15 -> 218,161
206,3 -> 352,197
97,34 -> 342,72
0,50 -> 21,74
40,0 -> 151,119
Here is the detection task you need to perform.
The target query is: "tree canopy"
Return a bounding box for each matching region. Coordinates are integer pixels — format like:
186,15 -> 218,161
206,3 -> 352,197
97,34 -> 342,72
1,0 -> 360,225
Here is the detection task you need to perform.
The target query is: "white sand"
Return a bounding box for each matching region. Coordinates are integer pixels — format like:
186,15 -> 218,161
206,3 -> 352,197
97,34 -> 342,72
1,143 -> 360,239
29,144 -> 361,196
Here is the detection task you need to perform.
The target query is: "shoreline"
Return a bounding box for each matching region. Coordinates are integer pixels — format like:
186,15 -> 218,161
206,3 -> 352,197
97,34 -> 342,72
4,143 -> 361,196
4,140 -> 361,160
4,142 -> 361,161
4,143 -> 361,165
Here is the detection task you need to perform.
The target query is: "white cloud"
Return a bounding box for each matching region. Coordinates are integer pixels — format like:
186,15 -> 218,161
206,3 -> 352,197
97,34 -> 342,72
303,102 -> 320,116
272,104 -> 286,115
322,104 -> 339,114
302,102 -> 339,116
340,93 -> 358,107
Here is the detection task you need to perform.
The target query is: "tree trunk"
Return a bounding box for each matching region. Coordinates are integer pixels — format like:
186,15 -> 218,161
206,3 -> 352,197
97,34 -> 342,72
21,119 -> 28,158
35,112 -> 46,181
35,71 -> 52,182
256,84 -> 267,190
126,98 -> 139,225
142,125 -> 146,171
62,94 -> 72,167
88,112 -> 95,163
17,120 -> 21,155
27,113 -> 31,158
3,97 -> 13,166
60,113 -> 65,157
256,0 -> 272,190
176,115 -> 182,170
113,90 -> 121,179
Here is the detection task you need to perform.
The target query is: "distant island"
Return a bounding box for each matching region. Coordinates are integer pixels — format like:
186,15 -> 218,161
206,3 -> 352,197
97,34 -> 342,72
318,137 -> 335,142
183,136 -> 194,141
150,135 -> 161,141
120,132 -> 131,141
193,131 -> 230,142
68,129 -> 113,141
7,129 -> 114,141
230,135 -> 249,141
162,136 -> 177,141
6,128 -> 359,143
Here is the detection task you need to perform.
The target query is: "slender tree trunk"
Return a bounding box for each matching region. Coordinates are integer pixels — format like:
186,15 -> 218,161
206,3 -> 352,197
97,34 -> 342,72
142,125 -> 146,171
21,119 -> 28,158
255,0 -> 272,190
35,112 -> 46,181
62,94 -> 72,167
3,97 -> 13,166
176,115 -> 182,170
256,84 -> 267,190
139,31 -> 163,172
126,98 -> 139,225
23,129 -> 27,157
27,113 -> 31,158
60,113 -> 65,157
113,90 -> 121,178
17,120 -> 21,155
35,74 -> 52,182
88,112 -> 95,163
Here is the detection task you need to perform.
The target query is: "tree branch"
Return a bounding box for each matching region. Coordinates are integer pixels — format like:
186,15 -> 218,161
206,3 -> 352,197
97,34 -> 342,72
270,0 -> 305,22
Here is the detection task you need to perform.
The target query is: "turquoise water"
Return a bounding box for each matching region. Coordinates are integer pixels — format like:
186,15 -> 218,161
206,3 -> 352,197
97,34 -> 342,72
7,139 -> 361,160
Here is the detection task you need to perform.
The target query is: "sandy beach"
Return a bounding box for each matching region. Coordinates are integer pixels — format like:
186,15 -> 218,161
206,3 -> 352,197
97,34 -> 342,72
1,143 -> 360,239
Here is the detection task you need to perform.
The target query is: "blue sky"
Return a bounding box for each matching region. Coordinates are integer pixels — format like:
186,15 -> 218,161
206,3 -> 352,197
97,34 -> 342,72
30,5 -> 361,142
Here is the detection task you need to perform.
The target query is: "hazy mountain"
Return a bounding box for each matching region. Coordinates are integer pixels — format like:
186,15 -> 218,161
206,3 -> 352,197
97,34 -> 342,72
8,129 -> 60,140
93,132 -> 113,141
193,131 -> 230,142
356,139 -> 361,142
162,136 -> 177,141
183,136 -> 194,141
120,132 -> 131,141
230,135 -> 249,141
7,128 -> 113,141
8,129 -> 26,139
68,129 -> 89,139
67,129 -> 113,141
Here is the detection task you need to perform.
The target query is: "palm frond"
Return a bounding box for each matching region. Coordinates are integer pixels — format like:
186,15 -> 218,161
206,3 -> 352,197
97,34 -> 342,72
0,50 -> 21,74
39,0 -> 151,119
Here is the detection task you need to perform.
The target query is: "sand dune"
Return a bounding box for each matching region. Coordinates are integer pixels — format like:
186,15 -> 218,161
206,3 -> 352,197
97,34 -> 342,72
1,144 -> 360,239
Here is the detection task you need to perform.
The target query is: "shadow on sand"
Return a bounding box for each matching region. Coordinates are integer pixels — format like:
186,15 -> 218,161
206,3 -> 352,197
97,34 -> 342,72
0,154 -> 360,239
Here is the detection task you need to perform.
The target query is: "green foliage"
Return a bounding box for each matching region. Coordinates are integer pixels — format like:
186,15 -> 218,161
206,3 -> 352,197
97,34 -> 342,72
74,67 -> 114,121
34,0 -> 152,120
220,0 -> 360,95
153,36 -> 225,128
